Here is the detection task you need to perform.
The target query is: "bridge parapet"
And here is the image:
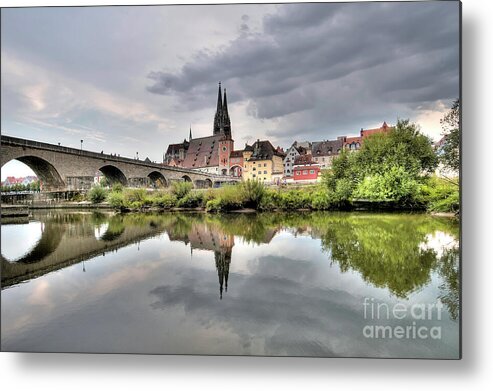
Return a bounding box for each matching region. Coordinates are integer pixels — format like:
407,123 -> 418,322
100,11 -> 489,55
2,135 -> 240,191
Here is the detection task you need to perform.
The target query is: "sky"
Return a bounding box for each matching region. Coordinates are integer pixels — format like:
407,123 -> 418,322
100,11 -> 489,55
1,1 -> 460,180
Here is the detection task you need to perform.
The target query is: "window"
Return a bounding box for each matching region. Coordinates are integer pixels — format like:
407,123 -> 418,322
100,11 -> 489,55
264,163 -> 267,167
253,174 -> 256,178
222,146 -> 227,152
310,170 -> 315,174
253,167 -> 256,171
296,171 -> 300,176
264,170 -> 267,174
303,170 -> 308,175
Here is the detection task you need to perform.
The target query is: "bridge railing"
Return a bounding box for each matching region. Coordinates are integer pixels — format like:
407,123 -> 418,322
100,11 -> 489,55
1,135 -> 238,179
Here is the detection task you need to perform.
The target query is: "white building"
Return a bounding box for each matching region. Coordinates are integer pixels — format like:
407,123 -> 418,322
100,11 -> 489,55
283,141 -> 311,177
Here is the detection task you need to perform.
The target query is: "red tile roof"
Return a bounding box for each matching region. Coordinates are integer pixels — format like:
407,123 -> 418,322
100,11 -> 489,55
182,134 -> 227,168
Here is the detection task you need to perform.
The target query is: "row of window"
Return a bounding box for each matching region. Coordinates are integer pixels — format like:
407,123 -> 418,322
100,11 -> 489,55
295,170 -> 315,175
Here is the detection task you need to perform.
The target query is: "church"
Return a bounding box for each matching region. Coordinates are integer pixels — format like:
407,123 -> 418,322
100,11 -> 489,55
164,82 -> 240,176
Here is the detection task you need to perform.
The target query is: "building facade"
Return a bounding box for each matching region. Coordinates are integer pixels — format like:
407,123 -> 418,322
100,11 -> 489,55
283,141 -> 310,177
243,140 -> 285,184
292,155 -> 321,183
311,138 -> 344,169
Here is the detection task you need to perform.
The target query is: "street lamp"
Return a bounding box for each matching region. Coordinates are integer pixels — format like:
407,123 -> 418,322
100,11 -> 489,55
80,139 -> 83,151
136,151 -> 139,160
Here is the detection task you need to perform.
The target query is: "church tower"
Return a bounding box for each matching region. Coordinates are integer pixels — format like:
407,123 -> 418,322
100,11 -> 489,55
213,82 -> 232,138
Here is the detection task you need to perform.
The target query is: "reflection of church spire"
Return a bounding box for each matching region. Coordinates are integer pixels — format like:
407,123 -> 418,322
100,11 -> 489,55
215,248 -> 231,300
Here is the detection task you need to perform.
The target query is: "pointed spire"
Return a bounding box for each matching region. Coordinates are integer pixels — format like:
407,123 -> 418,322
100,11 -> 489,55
189,124 -> 192,141
223,88 -> 229,117
216,81 -> 223,112
222,87 -> 231,138
213,82 -> 223,135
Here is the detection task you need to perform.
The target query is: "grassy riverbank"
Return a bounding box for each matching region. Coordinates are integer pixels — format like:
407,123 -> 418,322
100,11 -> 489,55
86,175 -> 459,214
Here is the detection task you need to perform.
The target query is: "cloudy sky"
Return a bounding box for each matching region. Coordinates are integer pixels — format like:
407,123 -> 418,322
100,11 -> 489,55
1,1 -> 460,178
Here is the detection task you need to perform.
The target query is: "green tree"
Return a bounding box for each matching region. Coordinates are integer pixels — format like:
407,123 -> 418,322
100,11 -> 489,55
356,119 -> 437,176
323,119 -> 437,205
439,99 -> 460,173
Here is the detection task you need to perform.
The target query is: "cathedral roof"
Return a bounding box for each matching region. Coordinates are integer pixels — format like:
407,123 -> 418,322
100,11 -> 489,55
181,134 -> 227,168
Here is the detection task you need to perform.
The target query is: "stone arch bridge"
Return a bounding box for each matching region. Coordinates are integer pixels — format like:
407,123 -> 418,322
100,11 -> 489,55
1,135 -> 239,191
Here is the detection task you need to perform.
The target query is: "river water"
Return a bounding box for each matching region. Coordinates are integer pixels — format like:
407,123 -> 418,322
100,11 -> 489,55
1,210 -> 460,358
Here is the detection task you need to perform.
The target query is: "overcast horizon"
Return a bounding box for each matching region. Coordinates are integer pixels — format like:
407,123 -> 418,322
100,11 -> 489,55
1,1 -> 460,180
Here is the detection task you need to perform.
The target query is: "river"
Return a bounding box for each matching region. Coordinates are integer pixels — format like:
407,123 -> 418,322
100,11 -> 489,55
1,210 -> 460,358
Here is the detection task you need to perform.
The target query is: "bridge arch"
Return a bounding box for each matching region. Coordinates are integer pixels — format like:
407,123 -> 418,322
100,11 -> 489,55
1,156 -> 64,191
194,178 -> 213,189
99,165 -> 127,186
182,175 -> 192,183
1,221 -> 65,264
229,165 -> 242,178
148,171 -> 168,188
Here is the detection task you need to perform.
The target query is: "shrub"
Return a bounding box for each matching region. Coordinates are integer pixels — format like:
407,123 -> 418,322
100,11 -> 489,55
171,181 -> 193,199
176,191 -> 204,208
152,192 -> 177,208
259,189 -> 279,211
311,190 -> 334,210
217,185 -> 244,210
205,185 -> 243,212
124,188 -> 152,208
238,180 -> 265,208
111,183 -> 124,193
354,165 -> 423,206
88,185 -> 108,204
277,189 -> 311,210
107,191 -> 125,209
422,176 -> 459,213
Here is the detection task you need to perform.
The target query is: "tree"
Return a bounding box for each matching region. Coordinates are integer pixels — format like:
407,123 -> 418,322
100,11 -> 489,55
356,119 -> 438,176
323,119 -> 437,206
439,99 -> 460,173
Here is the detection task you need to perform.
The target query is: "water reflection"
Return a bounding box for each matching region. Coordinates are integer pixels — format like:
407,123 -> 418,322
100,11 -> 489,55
1,211 -> 459,357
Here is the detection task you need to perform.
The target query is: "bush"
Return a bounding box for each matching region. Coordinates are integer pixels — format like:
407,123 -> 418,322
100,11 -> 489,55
152,192 -> 177,209
176,191 -> 204,208
238,180 -> 265,208
111,183 -> 124,193
205,185 -> 244,212
171,181 -> 193,199
107,191 -> 125,209
276,189 -> 312,210
124,188 -> 152,208
259,189 -> 279,211
354,165 -> 423,206
88,185 -> 108,204
205,198 -> 222,213
311,190 -> 334,210
422,176 -> 459,213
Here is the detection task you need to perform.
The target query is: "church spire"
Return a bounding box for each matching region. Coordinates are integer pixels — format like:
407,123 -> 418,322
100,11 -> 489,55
213,82 -> 223,135
216,82 -> 223,113
189,124 -> 192,141
222,88 -> 231,138
223,88 -> 229,118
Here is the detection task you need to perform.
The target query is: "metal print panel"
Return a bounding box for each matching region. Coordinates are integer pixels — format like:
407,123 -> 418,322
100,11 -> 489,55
0,1 -> 461,358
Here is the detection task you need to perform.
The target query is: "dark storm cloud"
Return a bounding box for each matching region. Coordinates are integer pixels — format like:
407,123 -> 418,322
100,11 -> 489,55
147,1 -> 459,136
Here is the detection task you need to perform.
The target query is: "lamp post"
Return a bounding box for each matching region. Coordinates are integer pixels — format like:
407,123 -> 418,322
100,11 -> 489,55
80,139 -> 83,152
136,151 -> 139,160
